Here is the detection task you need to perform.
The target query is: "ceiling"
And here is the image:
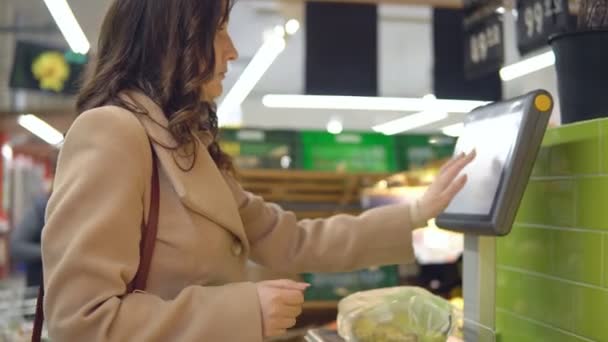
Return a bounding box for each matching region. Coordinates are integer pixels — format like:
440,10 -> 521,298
1,0 -> 471,138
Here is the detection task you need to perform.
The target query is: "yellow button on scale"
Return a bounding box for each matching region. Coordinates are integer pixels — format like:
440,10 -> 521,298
534,94 -> 552,112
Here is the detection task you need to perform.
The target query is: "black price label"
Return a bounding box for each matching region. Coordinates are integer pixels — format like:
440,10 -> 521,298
517,0 -> 570,55
465,13 -> 504,79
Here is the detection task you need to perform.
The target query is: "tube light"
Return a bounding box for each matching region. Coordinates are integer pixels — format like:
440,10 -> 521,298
262,95 -> 488,113
500,51 -> 555,81
218,32 -> 286,123
41,0 -> 90,54
273,25 -> 285,38
372,111 -> 449,135
326,119 -> 343,135
18,114 -> 64,146
285,19 -> 300,35
441,123 -> 465,137
2,145 -> 13,161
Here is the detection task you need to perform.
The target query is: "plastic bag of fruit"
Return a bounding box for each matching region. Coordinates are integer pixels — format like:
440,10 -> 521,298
337,286 -> 463,342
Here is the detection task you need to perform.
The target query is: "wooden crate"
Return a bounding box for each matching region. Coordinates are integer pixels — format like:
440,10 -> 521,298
238,169 -> 389,219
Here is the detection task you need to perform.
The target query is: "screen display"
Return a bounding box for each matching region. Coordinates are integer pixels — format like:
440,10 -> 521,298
443,101 -> 524,216
9,41 -> 88,95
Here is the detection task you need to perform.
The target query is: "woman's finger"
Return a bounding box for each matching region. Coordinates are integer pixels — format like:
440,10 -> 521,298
437,150 -> 476,190
275,317 -> 297,330
267,279 -> 310,291
266,329 -> 287,337
280,289 -> 305,306
281,304 -> 303,318
439,152 -> 465,174
439,174 -> 468,206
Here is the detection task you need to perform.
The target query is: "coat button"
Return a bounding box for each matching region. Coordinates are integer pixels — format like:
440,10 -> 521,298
231,241 -> 243,257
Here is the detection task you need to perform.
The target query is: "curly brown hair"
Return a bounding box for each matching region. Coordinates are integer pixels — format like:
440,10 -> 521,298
76,0 -> 234,171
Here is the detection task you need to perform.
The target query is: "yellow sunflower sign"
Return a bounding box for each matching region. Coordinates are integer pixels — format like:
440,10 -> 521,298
31,51 -> 71,92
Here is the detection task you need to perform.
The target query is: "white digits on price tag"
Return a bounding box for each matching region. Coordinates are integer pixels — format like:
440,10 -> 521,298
479,31 -> 488,61
492,24 -> 501,46
486,27 -> 494,46
534,2 -> 544,35
470,20 -> 501,64
553,0 -> 563,14
524,6 -> 534,37
471,35 -> 479,63
545,0 -> 553,17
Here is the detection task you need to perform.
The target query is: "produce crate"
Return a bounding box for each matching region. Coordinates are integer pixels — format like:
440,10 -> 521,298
238,169 -> 387,219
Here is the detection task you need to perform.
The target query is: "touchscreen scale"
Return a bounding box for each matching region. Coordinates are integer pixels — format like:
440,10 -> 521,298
436,90 -> 553,236
444,107 -> 523,216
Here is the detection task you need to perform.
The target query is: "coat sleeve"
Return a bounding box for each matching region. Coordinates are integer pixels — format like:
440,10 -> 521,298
42,107 -> 262,342
225,177 -> 426,274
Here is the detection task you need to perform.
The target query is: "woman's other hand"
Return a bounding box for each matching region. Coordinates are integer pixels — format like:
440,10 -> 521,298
255,279 -> 310,338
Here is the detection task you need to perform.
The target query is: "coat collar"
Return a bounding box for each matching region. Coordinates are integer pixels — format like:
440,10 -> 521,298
120,91 -> 248,247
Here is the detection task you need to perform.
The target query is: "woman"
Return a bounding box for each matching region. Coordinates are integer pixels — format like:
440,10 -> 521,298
41,0 -> 475,340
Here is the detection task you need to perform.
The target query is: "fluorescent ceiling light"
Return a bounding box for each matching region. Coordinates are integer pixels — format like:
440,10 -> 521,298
280,155 -> 292,169
285,19 -> 300,35
18,114 -> 64,146
326,119 -> 343,135
2,145 -> 13,161
42,0 -> 90,54
218,32 -> 286,125
500,51 -> 555,81
273,25 -> 285,38
262,95 -> 488,113
441,123 -> 465,137
373,111 -> 449,135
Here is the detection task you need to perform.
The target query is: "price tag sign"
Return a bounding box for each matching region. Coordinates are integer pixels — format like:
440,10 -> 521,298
517,0 -> 570,55
465,13 -> 505,79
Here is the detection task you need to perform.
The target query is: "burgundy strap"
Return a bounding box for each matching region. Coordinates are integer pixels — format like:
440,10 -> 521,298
32,147 -> 160,342
128,151 -> 160,292
32,284 -> 44,342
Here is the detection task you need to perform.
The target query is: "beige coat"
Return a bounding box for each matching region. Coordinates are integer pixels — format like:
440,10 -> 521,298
41,91 -> 425,341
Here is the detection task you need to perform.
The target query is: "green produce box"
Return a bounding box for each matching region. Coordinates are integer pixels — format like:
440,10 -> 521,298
300,132 -> 397,172
394,134 -> 455,170
302,265 -> 399,301
219,128 -> 301,169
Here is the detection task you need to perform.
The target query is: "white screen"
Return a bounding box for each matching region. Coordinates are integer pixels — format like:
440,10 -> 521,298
443,109 -> 524,216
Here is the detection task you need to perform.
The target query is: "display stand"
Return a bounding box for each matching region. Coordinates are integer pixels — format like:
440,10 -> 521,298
463,235 -> 497,342
437,90 -> 554,342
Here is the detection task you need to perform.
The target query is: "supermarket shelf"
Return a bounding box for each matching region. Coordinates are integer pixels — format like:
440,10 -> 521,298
303,301 -> 339,310
239,169 -> 389,219
297,301 -> 339,331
